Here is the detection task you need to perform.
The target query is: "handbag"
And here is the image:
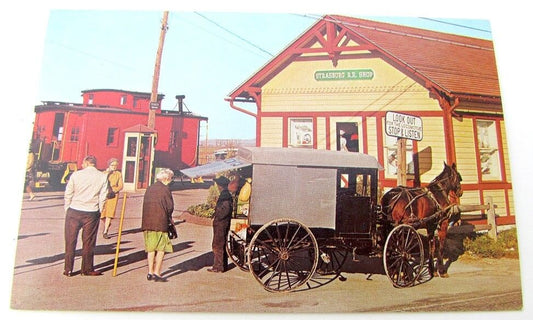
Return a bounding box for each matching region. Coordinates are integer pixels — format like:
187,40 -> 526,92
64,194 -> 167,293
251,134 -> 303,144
106,172 -> 116,199
167,221 -> 178,239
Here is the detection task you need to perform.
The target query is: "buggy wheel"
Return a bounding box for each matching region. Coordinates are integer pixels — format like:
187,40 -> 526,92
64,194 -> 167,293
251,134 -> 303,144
247,218 -> 319,292
383,224 -> 424,288
316,244 -> 349,276
226,230 -> 249,271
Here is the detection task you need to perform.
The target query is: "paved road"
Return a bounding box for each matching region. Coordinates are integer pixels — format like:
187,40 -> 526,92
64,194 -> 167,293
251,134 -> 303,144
8,188 -> 524,318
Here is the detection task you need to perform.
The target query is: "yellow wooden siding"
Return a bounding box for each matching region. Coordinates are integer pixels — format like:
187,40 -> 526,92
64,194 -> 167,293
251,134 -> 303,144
460,190 -> 482,205
316,117 -> 327,149
366,117 -> 378,159
507,189 -> 514,216
482,189 -> 507,217
260,117 -> 283,147
453,117 -> 479,184
459,190 -> 483,217
415,117 -> 447,183
261,59 -> 441,113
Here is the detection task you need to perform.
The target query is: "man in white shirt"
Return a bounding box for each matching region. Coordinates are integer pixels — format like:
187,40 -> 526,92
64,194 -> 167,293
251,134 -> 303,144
63,155 -> 108,276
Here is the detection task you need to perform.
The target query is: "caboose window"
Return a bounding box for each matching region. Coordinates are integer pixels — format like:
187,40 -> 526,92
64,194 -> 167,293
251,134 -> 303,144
70,127 -> 79,142
107,128 -> 118,146
120,95 -> 127,105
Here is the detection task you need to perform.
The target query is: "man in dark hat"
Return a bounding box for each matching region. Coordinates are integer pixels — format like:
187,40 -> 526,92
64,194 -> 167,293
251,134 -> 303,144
207,175 -> 233,273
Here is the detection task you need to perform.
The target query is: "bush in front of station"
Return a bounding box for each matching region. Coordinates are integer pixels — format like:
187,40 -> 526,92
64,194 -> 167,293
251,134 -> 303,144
463,228 -> 519,259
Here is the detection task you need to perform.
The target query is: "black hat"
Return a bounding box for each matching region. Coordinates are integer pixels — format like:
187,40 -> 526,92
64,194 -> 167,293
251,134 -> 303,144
213,176 -> 230,186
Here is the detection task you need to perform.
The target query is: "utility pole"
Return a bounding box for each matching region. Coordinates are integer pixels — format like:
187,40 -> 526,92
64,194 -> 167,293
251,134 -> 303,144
148,11 -> 169,129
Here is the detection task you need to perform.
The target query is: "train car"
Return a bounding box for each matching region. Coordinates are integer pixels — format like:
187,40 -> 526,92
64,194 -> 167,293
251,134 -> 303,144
31,89 -> 207,190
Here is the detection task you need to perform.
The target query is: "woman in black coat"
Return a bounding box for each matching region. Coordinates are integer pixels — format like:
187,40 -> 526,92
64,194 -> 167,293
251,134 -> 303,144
141,168 -> 175,282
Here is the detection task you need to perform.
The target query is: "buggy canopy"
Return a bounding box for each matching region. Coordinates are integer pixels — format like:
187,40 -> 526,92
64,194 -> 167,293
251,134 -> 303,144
239,147 -> 382,169
180,147 -> 382,179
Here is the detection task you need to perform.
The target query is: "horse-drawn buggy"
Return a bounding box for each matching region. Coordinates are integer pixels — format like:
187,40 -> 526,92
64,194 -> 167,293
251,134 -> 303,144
181,147 -> 463,292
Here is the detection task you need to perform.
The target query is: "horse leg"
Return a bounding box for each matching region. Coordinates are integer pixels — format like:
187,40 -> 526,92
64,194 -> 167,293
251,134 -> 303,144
427,231 -> 436,277
436,221 -> 449,278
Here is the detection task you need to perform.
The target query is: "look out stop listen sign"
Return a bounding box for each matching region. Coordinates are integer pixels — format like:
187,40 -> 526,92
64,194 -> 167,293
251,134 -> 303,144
385,111 -> 423,141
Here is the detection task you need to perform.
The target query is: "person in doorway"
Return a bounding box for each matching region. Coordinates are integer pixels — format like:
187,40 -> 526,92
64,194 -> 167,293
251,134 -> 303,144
63,155 -> 108,276
101,158 -> 124,239
207,175 -> 233,273
339,130 -> 349,152
25,148 -> 36,200
141,168 -> 175,282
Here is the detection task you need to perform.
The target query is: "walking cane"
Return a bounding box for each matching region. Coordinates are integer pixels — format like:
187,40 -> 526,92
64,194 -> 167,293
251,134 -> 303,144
112,193 -> 127,277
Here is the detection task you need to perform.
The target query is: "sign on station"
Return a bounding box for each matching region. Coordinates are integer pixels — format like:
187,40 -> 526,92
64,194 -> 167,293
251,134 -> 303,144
385,111 -> 423,141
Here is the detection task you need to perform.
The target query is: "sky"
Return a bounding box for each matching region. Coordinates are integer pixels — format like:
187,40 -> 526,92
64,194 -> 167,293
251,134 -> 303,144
35,10 -> 494,141
2,1 -> 533,320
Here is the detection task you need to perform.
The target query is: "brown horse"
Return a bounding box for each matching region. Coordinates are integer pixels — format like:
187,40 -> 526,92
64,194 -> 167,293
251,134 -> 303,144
381,162 -> 463,278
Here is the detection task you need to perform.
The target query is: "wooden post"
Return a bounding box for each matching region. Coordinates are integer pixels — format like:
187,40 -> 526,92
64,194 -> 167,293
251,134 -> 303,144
486,196 -> 497,240
112,193 -> 128,277
396,138 -> 407,186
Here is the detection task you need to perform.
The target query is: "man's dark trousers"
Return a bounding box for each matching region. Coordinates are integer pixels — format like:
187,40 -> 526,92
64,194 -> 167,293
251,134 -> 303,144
64,208 -> 100,273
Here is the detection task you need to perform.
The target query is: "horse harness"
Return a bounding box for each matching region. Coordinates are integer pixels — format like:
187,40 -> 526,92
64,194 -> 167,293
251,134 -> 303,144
388,186 -> 458,231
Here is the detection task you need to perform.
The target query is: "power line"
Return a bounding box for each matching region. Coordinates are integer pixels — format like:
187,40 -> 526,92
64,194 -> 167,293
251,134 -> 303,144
419,17 -> 492,34
194,12 -> 274,57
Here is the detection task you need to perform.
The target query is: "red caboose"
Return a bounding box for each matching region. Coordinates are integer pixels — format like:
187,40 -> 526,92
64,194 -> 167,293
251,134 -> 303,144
31,89 -> 207,191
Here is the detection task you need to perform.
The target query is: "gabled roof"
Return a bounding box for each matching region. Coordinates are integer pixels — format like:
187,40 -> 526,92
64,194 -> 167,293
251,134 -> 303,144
228,15 -> 500,103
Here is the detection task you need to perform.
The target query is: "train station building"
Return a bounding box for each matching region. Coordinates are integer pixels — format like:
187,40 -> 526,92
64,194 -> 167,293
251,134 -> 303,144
226,15 -> 513,225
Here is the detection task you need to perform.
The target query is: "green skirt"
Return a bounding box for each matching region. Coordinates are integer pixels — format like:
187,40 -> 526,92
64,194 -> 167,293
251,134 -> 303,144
143,231 -> 173,253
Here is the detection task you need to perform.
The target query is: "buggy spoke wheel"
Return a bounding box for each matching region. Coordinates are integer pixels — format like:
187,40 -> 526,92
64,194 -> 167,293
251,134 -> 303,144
247,219 -> 318,292
226,230 -> 249,271
316,245 -> 349,276
383,224 -> 424,288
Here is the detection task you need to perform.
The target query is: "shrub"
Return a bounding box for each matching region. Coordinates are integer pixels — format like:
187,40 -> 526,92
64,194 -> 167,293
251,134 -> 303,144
186,176 -> 224,219
463,228 -> 519,259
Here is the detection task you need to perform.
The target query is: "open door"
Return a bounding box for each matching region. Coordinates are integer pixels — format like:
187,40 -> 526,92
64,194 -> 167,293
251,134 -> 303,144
122,125 -> 157,192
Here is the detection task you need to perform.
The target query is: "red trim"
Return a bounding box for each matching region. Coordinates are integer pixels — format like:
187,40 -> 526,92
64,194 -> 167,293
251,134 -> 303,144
362,116 -> 368,154
313,119 -> 318,149
376,114 -> 385,182
282,115 -> 288,148
325,116 -> 331,150
495,120 -> 507,182
260,110 -> 443,118
472,118 -> 483,181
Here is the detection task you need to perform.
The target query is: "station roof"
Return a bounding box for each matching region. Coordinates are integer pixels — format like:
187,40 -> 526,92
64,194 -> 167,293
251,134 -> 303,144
228,15 -> 500,104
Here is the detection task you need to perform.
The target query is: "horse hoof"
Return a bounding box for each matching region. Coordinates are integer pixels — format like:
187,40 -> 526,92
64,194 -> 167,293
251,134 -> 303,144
439,273 -> 449,278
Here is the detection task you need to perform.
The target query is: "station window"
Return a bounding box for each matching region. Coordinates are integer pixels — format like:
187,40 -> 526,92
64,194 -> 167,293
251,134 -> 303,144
289,118 -> 313,148
476,119 -> 501,181
107,128 -> 119,146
